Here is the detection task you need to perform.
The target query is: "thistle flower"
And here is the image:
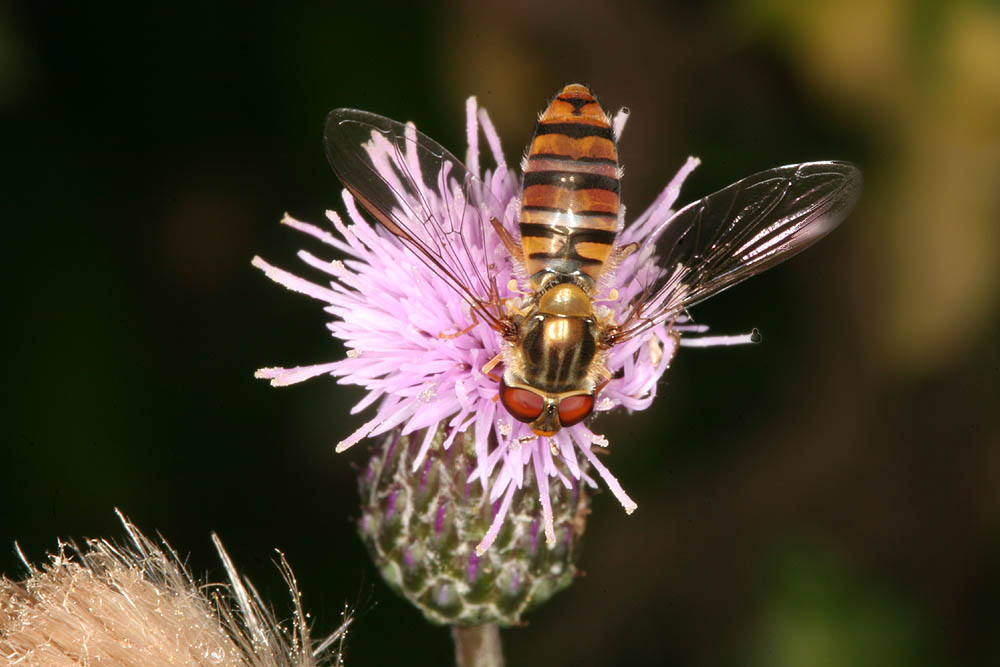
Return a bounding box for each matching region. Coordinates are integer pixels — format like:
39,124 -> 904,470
0,511 -> 351,666
253,97 -> 744,557
252,87 -> 862,633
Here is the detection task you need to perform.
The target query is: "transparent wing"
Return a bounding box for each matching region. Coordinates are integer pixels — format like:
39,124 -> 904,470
613,161 -> 862,343
324,108 -> 511,332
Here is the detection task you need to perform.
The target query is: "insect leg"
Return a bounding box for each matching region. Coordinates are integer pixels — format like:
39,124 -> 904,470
593,288 -> 620,303
437,310 -> 480,340
506,279 -> 531,296
481,351 -> 504,381
491,217 -> 524,266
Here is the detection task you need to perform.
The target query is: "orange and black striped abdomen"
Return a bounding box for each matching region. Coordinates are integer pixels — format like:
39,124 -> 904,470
520,84 -> 620,290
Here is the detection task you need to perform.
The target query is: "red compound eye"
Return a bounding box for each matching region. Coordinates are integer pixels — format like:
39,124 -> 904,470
558,394 -> 594,427
499,380 -> 544,423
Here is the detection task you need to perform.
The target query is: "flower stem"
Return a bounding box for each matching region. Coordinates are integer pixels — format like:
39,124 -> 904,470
452,623 -> 505,667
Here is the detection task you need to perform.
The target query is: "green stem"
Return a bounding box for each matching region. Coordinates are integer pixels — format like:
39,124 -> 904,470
452,623 -> 504,667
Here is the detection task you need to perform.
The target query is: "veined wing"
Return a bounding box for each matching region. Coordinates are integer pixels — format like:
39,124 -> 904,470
324,109 -> 512,333
612,161 -> 862,344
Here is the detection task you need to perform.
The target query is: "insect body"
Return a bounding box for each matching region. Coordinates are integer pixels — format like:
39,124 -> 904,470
501,84 -> 621,434
520,83 -> 620,288
324,85 -> 862,437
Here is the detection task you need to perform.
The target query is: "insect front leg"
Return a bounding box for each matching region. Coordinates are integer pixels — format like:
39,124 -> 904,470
437,309 -> 480,340
593,288 -> 620,303
481,351 -> 504,382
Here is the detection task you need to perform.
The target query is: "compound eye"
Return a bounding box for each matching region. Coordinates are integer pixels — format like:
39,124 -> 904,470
558,393 -> 594,427
499,380 -> 545,423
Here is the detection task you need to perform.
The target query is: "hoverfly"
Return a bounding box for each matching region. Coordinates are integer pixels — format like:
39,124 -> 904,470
324,84 -> 862,437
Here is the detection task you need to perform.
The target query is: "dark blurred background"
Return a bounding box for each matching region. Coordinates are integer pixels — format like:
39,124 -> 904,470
2,2 -> 998,665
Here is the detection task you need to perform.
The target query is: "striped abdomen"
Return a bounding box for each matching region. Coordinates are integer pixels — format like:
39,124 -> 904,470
519,84 -> 620,290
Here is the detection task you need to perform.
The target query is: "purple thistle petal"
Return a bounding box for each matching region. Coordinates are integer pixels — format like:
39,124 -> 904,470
626,156 -> 701,243
612,106 -> 630,141
680,332 -> 759,347
280,213 -> 341,248
578,440 -> 638,515
533,443 -> 556,547
254,362 -> 340,387
465,97 -> 480,177
476,483 -> 517,556
251,257 -> 338,303
413,427 -> 438,474
476,107 -> 506,169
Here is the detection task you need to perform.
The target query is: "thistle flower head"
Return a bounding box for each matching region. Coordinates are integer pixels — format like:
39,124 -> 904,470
254,97 -> 738,556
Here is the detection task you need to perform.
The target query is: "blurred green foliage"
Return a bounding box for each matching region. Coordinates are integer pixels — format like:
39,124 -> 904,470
751,541 -> 932,667
1,1 -> 998,665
